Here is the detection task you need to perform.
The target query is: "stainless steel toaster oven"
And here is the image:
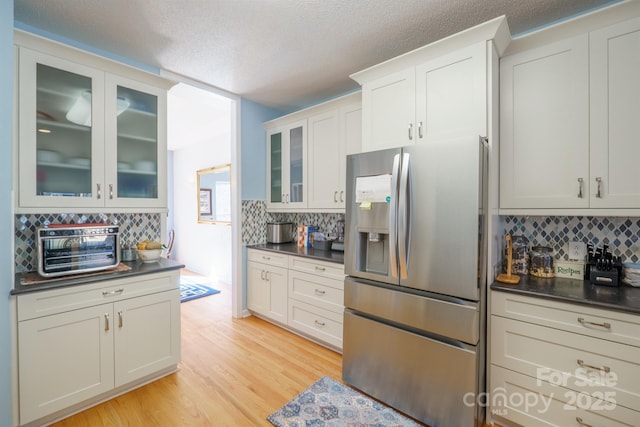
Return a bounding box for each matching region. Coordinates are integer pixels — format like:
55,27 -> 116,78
37,224 -> 121,277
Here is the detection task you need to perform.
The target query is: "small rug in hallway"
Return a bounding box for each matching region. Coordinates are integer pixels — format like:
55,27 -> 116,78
179,282 -> 220,303
267,376 -> 422,427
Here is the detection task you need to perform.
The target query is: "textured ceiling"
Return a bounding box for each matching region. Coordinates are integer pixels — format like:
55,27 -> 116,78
15,0 -> 617,111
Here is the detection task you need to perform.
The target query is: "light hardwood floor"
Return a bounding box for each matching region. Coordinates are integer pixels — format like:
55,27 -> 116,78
51,270 -> 494,427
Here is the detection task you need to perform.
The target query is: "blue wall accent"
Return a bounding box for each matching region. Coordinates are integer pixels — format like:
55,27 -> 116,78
13,21 -> 159,73
1,1 -> 13,424
240,98 -> 283,200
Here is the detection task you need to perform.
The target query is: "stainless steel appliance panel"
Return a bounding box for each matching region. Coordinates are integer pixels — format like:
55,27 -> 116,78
343,310 -> 478,427
401,137 -> 486,301
344,148 -> 401,285
344,276 -> 479,345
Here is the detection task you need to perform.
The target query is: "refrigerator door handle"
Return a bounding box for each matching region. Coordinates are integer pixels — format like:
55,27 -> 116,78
398,153 -> 410,279
389,153 -> 401,279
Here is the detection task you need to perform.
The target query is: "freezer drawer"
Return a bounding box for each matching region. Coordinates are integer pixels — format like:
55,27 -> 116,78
343,310 -> 480,427
344,276 -> 479,345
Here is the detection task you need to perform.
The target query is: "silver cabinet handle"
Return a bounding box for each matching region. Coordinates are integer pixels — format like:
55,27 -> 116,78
286,193 -> 290,203
577,178 -> 583,198
334,191 -> 338,203
577,359 -> 610,373
314,320 -> 326,327
408,123 -> 413,140
595,177 -> 602,198
97,183 -> 101,199
118,311 -> 123,328
102,288 -> 124,297
262,255 -> 271,260
282,193 -> 285,202
576,417 -> 593,427
266,271 -> 270,281
418,121 -> 423,139
314,289 -> 326,296
109,184 -> 114,199
340,191 -> 344,202
315,266 -> 326,272
577,317 -> 611,330
105,313 -> 110,332
260,270 -> 265,280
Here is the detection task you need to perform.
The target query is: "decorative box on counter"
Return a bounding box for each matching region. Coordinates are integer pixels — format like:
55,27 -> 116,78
297,225 -> 318,248
554,261 -> 584,280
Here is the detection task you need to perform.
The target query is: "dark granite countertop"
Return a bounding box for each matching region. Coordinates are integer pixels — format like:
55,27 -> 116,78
12,258 -> 185,295
247,243 -> 344,264
491,275 -> 640,315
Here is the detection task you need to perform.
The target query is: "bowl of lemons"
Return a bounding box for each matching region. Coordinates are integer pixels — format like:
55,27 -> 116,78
136,240 -> 165,263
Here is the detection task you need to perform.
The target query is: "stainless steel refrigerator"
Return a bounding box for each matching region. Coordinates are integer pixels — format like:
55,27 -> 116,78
342,136 -> 488,427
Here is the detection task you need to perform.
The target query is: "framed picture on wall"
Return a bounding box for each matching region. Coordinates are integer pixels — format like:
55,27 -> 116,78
199,188 -> 212,216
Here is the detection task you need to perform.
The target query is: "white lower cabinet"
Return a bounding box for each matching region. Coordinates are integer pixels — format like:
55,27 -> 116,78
247,248 -> 344,350
490,291 -> 640,427
16,270 -> 181,426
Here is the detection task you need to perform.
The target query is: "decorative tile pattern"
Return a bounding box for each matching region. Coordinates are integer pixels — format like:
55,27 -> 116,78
503,216 -> 640,263
242,200 -> 344,246
15,213 -> 162,273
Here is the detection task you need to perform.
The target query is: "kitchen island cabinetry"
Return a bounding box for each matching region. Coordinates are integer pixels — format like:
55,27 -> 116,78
500,16 -> 640,212
15,269 -> 181,426
489,290 -> 640,427
247,247 -> 344,351
15,31 -> 172,212
352,17 -> 510,152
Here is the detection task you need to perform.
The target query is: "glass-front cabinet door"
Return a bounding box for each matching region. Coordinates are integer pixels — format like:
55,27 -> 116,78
19,48 -> 106,208
104,75 -> 166,208
266,120 -> 306,210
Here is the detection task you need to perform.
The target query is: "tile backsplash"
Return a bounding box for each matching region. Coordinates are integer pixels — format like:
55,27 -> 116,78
15,212 -> 162,273
503,216 -> 640,263
242,200 -> 343,246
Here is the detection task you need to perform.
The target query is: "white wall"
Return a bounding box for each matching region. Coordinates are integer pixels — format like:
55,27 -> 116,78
168,83 -> 233,283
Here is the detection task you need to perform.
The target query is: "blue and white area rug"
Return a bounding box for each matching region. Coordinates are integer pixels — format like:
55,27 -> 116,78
179,282 -> 220,303
267,376 -> 422,427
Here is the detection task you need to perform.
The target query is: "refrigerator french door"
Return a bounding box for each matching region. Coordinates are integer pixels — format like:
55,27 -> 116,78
343,136 -> 488,427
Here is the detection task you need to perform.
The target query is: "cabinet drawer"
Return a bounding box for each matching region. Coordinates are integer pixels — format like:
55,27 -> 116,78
491,365 -> 639,427
247,249 -> 288,267
491,316 -> 640,412
17,271 -> 179,321
288,300 -> 343,349
491,291 -> 640,348
288,256 -> 344,280
288,270 -> 344,314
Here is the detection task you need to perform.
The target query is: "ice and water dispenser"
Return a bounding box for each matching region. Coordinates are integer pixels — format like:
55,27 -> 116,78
353,174 -> 393,277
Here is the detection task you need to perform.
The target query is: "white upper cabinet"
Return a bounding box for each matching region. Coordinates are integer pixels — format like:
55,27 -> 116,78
352,17 -> 510,152
500,35 -> 590,209
500,14 -> 640,212
307,97 -> 361,210
266,92 -> 361,212
590,16 -> 640,209
15,32 -> 173,212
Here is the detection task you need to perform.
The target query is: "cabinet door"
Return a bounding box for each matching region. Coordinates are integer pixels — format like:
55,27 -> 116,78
114,290 -> 180,386
361,68 -> 415,151
18,48 -> 106,208
266,265 -> 288,323
307,109 -> 341,209
266,128 -> 284,209
590,17 -> 640,208
105,74 -> 167,208
500,35 -> 590,209
18,304 -> 114,424
286,120 -> 307,208
340,102 -> 362,207
415,41 -> 487,143
247,261 -> 269,315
